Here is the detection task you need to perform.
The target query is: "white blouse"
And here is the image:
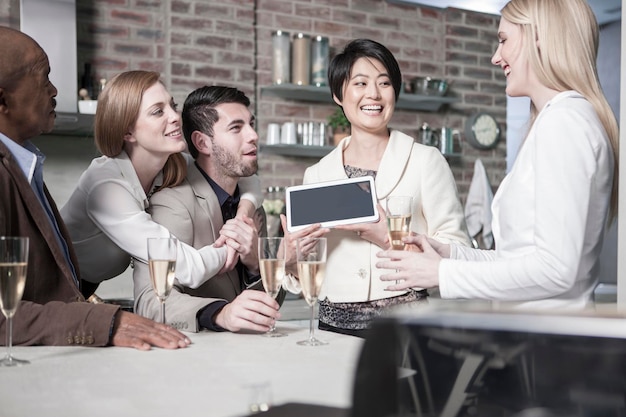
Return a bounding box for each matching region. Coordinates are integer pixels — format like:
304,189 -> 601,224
61,151 -> 262,288
439,91 -> 614,309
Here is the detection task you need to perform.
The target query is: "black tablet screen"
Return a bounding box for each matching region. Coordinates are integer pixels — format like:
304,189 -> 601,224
289,180 -> 376,227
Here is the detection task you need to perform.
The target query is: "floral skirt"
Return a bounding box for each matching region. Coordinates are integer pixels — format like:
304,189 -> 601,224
318,289 -> 428,335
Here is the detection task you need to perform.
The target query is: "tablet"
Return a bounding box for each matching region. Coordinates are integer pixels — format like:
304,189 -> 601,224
285,176 -> 379,232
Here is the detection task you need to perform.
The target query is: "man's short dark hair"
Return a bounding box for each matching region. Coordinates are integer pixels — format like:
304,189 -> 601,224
182,86 -> 250,158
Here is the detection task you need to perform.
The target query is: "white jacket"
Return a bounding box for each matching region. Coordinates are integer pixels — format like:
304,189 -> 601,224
61,151 -> 262,288
440,91 -> 614,309
304,130 -> 471,302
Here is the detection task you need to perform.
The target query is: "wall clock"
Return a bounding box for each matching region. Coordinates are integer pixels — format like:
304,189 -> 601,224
465,112 -> 501,150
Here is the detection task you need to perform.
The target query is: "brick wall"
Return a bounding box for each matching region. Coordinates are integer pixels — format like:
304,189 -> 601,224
0,0 -> 20,28
253,2 -> 508,197
4,0 -> 509,204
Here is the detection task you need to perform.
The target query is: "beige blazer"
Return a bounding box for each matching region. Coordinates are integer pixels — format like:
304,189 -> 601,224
303,129 -> 471,303
133,164 -> 264,332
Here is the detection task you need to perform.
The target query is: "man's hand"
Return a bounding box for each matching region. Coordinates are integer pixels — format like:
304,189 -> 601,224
110,311 -> 191,350
219,215 -> 259,273
214,290 -> 280,333
214,199 -> 258,248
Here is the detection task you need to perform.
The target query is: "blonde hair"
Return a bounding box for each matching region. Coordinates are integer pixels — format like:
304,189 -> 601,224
94,70 -> 186,191
501,0 -> 619,222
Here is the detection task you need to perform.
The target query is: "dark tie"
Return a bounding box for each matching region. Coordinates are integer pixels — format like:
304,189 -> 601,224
223,196 -> 238,221
33,167 -> 79,285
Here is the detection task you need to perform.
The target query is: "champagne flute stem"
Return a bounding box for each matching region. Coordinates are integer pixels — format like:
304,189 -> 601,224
160,301 -> 166,325
308,303 -> 315,342
395,243 -> 407,285
5,316 -> 13,363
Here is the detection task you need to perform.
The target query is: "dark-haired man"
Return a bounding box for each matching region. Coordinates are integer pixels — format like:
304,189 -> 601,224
133,85 -> 283,333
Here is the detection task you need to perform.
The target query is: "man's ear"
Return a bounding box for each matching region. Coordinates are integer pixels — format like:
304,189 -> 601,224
192,130 -> 210,154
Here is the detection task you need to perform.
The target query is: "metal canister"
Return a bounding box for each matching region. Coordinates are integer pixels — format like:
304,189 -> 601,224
419,122 -> 436,147
310,36 -> 329,87
292,33 -> 311,85
271,30 -> 290,84
439,127 -> 461,155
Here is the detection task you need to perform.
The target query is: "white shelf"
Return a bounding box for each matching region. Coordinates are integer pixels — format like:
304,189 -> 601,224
46,112 -> 95,137
260,144 -> 335,158
261,84 -> 459,112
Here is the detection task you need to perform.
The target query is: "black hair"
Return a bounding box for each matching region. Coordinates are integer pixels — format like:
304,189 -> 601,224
181,86 -> 250,158
328,38 -> 402,103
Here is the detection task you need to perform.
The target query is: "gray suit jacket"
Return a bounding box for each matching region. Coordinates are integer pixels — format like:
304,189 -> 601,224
133,163 -> 271,332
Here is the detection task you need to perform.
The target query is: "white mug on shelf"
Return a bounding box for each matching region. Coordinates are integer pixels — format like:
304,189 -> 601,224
266,123 -> 281,145
280,122 -> 297,145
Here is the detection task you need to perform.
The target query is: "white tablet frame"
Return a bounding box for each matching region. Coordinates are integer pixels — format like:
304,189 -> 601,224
285,176 -> 379,232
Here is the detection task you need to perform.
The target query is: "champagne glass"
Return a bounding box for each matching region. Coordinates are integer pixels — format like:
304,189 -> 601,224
147,237 -> 177,324
386,196 -> 413,250
386,196 -> 413,285
296,237 -> 327,346
0,236 -> 29,367
258,237 -> 286,337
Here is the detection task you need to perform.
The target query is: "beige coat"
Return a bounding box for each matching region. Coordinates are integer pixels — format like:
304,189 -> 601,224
303,130 -> 470,303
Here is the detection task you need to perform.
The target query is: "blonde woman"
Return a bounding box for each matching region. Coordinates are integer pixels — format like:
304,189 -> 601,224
62,71 -> 262,293
378,0 -> 619,309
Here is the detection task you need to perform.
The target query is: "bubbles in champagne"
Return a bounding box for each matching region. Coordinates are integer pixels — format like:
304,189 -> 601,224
297,261 -> 326,306
387,215 -> 412,250
259,259 -> 285,298
149,259 -> 176,301
0,262 -> 27,318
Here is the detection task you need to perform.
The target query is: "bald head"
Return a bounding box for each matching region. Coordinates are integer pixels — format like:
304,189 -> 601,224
0,27 -> 42,90
0,26 -> 57,143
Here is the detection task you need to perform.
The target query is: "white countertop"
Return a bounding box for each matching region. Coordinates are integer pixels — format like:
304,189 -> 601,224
0,322 -> 363,417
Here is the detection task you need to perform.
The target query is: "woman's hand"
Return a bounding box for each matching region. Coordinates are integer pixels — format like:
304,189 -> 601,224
334,204 -> 389,248
404,234 -> 451,258
213,199 -> 259,249
279,214 -> 330,276
376,235 -> 442,291
236,199 -> 257,218
217,243 -> 239,274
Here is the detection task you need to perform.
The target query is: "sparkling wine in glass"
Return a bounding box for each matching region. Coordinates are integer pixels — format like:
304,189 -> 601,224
147,237 -> 177,325
258,237 -> 286,337
0,236 -> 29,367
296,237 -> 327,346
386,196 -> 413,250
